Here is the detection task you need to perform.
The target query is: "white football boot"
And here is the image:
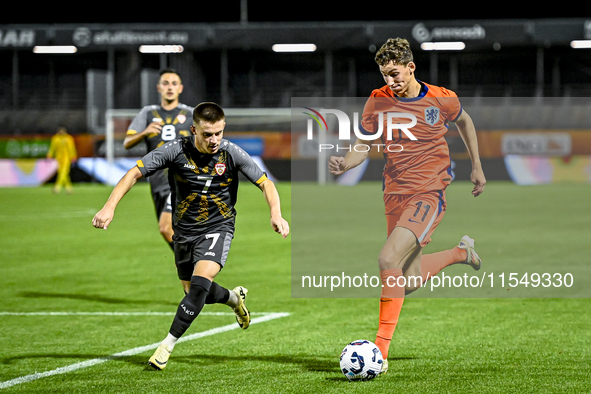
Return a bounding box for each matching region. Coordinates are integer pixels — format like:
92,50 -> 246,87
458,235 -> 481,270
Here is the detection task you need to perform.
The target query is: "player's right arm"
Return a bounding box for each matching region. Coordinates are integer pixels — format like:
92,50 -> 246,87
93,140 -> 177,230
330,93 -> 381,175
123,121 -> 163,149
123,108 -> 164,150
328,138 -> 369,175
92,166 -> 144,230
46,136 -> 56,159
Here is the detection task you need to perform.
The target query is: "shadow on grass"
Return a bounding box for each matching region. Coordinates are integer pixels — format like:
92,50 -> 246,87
2,352 -> 415,379
19,291 -> 178,306
142,353 -> 415,379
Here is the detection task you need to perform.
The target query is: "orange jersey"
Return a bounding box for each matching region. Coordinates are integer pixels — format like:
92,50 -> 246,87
360,81 -> 462,194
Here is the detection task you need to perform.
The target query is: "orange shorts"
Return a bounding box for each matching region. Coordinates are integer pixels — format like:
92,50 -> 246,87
384,190 -> 447,247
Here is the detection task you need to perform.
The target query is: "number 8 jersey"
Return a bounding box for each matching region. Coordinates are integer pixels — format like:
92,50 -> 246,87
126,103 -> 194,197
136,137 -> 268,241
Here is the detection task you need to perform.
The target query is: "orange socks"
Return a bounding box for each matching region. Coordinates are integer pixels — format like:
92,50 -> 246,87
375,297 -> 404,359
375,247 -> 467,359
375,269 -> 404,359
419,246 -> 466,283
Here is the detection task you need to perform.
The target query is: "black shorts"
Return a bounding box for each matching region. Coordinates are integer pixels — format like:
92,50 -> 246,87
174,230 -> 234,281
153,192 -> 173,219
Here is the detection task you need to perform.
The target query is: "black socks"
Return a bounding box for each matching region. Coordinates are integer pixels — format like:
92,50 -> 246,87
169,276 -> 211,338
169,276 -> 231,338
206,281 -> 230,305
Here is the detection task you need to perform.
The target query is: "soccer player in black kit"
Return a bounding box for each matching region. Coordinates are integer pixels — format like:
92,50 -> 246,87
123,69 -> 193,251
92,102 -> 290,370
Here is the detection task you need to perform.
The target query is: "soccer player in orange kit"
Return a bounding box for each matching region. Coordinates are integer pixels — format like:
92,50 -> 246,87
328,38 -> 486,374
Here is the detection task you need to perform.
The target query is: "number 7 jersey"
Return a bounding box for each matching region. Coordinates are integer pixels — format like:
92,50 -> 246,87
136,137 -> 268,241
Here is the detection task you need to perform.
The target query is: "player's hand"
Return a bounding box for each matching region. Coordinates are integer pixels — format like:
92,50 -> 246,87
92,207 -> 115,230
471,167 -> 486,197
271,215 -> 290,238
328,156 -> 347,175
144,119 -> 163,135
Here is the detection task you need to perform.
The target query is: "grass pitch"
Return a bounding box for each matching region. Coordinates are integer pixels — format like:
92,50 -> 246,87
0,181 -> 590,393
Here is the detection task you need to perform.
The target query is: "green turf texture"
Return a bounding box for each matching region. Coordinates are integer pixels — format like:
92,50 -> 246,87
0,181 -> 589,393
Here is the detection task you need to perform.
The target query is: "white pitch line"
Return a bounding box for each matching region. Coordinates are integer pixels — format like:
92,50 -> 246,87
0,312 -> 289,390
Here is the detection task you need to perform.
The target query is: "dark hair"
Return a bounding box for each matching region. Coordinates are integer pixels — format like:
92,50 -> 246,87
159,68 -> 182,81
374,38 -> 414,66
193,102 -> 225,124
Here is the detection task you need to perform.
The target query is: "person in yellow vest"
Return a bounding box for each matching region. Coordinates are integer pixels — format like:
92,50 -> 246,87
46,126 -> 77,193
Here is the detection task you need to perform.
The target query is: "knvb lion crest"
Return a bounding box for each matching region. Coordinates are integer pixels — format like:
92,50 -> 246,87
215,163 -> 226,175
424,106 -> 440,126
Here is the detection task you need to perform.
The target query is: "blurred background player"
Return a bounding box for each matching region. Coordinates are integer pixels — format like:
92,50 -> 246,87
123,68 -> 193,251
92,102 -> 290,370
46,126 -> 77,194
328,37 -> 486,374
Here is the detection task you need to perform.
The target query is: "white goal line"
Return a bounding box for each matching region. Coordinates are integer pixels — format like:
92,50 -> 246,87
0,312 -> 290,390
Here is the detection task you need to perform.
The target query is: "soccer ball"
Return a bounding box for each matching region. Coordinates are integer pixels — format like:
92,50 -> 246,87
339,339 -> 383,381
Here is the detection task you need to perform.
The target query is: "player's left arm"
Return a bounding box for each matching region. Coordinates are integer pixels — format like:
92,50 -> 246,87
453,110 -> 486,197
258,178 -> 290,238
229,140 -> 290,238
68,135 -> 77,162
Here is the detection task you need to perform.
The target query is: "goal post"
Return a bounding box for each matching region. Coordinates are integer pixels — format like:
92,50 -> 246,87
75,109 -> 141,186
105,109 -> 141,180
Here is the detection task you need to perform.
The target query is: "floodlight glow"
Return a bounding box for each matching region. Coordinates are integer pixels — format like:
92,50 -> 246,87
570,40 -> 591,49
420,42 -> 466,51
33,46 -> 78,54
272,43 -> 317,52
139,45 -> 184,53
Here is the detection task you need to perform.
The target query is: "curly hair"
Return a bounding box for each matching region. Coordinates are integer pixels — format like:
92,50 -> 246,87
374,38 -> 414,66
